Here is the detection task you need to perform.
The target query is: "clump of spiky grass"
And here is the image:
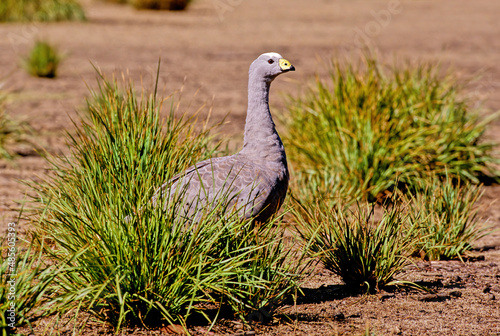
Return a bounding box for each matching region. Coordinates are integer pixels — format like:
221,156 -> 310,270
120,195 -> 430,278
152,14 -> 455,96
22,41 -> 62,78
406,175 -> 488,260
291,173 -> 489,291
282,56 -> 500,202
27,68 -> 305,332
28,68 -> 220,329
0,0 -> 85,22
292,192 -> 419,292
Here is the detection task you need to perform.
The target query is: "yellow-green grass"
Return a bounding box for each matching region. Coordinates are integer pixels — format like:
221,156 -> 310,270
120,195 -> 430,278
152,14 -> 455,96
406,175 -> 489,261
286,56 -> 496,289
291,176 -> 489,293
292,192 -> 420,292
283,56 -> 500,203
0,0 -> 85,22
26,67 -> 307,332
22,41 -> 62,78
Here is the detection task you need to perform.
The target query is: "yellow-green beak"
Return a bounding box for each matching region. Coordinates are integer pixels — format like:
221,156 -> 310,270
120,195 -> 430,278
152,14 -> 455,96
279,58 -> 295,72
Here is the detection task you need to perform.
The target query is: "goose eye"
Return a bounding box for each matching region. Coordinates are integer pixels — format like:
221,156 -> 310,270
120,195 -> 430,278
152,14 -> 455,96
268,59 -> 274,64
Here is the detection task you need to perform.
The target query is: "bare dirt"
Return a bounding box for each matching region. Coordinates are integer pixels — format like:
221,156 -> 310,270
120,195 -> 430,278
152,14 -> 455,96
1,0 -> 500,335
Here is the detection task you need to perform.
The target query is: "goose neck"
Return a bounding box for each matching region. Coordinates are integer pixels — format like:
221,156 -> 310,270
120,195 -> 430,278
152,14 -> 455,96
241,76 -> 283,158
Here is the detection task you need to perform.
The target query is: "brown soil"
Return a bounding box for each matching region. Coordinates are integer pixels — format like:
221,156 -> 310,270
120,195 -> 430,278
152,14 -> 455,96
1,0 -> 500,335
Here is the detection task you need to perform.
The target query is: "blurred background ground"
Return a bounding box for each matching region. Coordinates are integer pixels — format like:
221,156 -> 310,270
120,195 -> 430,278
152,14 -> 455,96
1,0 -> 500,334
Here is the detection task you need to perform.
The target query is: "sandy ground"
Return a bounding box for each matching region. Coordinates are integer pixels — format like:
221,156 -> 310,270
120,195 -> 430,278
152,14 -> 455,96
1,0 -> 500,334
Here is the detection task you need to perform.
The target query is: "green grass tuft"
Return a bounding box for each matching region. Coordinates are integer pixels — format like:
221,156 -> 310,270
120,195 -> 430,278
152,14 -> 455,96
290,174 -> 489,291
28,68 -> 220,329
292,193 -> 419,292
0,0 -> 85,22
22,41 -> 62,78
287,57 -> 494,285
407,175 -> 489,261
27,67 -> 305,332
283,56 -> 500,202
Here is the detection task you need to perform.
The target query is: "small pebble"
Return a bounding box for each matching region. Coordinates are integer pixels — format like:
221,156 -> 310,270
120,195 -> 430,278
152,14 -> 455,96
333,312 -> 345,321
